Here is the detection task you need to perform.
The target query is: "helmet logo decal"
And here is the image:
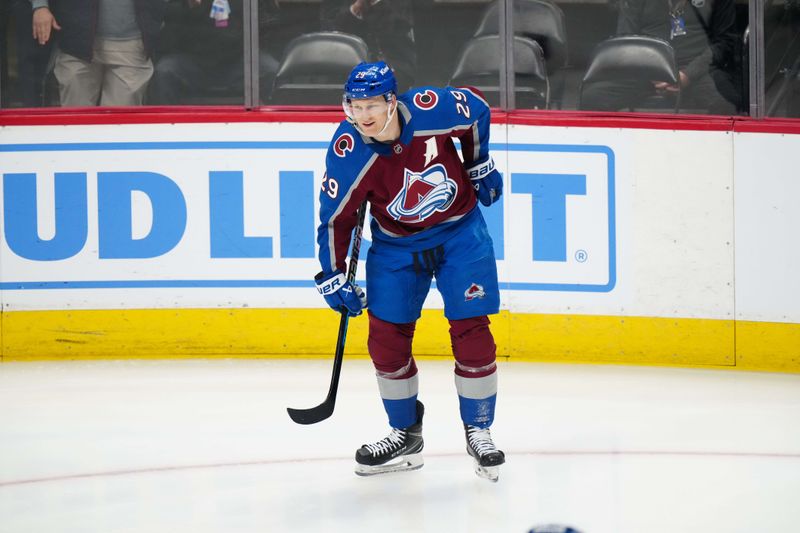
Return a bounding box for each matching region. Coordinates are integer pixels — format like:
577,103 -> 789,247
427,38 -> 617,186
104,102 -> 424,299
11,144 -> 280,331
413,90 -> 439,110
333,133 -> 355,157
344,61 -> 397,100
387,164 -> 458,223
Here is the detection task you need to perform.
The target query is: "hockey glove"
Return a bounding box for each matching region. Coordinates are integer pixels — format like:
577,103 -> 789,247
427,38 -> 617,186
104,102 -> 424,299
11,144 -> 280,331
467,156 -> 503,206
315,269 -> 367,317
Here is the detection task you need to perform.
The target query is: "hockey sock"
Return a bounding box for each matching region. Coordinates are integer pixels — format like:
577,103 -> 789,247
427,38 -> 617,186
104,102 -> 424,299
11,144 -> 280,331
449,316 -> 498,428
456,370 -> 497,428
369,312 -> 419,429
449,315 -> 496,378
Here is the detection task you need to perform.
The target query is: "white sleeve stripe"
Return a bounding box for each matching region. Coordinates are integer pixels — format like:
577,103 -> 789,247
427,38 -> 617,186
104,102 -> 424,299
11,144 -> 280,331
470,121 -> 481,161
415,122 -> 481,161
414,123 -> 473,136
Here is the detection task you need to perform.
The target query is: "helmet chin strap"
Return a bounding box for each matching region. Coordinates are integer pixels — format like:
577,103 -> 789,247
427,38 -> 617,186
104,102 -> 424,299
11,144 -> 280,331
347,97 -> 398,140
374,99 -> 397,139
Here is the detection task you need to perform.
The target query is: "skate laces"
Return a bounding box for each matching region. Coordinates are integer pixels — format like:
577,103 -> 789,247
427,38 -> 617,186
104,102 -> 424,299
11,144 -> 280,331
363,428 -> 406,457
466,425 -> 498,457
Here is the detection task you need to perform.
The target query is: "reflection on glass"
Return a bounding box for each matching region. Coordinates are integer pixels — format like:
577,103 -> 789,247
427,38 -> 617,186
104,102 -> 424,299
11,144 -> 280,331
1,0 -> 54,108
265,0 -> 417,106
0,0 -> 778,116
319,0 -> 416,92
270,31 -> 369,105
268,0 -> 488,106
0,0 -> 286,108
446,1 -> 550,109
150,0 -> 278,106
579,0 -> 745,115
12,0 -> 168,108
765,0 -> 800,117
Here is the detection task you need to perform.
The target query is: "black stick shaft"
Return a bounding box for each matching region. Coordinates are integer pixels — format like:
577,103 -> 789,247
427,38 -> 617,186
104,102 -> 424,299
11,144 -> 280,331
287,202 -> 367,425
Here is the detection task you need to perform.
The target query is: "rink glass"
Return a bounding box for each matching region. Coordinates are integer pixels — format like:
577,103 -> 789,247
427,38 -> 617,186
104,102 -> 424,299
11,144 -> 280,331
0,0 -> 798,117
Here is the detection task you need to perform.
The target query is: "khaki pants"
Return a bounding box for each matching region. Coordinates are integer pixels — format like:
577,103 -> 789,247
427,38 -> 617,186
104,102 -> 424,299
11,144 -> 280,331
54,38 -> 154,107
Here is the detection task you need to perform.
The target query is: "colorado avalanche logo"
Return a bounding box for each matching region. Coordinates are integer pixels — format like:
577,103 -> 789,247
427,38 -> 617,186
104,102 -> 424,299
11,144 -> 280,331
333,133 -> 354,157
464,283 -> 486,301
387,164 -> 457,223
413,90 -> 439,110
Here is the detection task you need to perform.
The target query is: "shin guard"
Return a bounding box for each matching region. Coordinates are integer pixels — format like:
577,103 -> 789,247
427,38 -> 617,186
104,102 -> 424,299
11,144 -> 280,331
368,312 -> 419,429
450,316 -> 498,428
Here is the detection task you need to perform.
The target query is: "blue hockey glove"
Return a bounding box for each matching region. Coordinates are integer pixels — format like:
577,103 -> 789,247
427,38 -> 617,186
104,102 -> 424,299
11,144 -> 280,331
467,156 -> 503,206
315,270 -> 366,317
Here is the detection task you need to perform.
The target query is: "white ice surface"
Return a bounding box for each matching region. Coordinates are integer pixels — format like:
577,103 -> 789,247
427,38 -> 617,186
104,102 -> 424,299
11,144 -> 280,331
1,359 -> 799,533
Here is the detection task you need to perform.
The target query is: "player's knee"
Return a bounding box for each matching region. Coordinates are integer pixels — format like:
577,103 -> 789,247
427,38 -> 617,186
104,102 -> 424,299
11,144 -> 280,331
449,316 -> 496,376
368,311 -> 418,377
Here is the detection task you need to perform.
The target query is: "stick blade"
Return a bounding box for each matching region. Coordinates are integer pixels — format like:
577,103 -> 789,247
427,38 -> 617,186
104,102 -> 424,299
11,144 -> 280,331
286,402 -> 334,425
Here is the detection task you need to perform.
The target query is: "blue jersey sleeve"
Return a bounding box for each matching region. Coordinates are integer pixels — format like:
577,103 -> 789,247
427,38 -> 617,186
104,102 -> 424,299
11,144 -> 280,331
317,125 -> 374,274
443,86 -> 493,166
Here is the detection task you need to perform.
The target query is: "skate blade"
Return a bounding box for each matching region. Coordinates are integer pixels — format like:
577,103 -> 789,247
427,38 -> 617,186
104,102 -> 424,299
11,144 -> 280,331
354,453 -> 424,477
474,463 -> 500,482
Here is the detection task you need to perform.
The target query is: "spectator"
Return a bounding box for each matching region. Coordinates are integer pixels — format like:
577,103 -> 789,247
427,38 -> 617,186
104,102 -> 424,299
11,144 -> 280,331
320,0 -> 416,91
148,0 -> 280,105
30,0 -> 165,107
17,0 -> 53,107
581,0 -> 741,114
0,0 -> 52,107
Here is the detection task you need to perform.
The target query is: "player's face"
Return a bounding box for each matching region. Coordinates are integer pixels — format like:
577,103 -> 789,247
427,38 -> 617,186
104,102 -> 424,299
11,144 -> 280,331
348,96 -> 393,136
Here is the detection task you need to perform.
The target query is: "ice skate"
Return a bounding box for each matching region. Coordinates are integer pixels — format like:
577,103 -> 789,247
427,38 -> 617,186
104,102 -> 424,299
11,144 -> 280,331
355,401 -> 424,476
465,424 -> 505,482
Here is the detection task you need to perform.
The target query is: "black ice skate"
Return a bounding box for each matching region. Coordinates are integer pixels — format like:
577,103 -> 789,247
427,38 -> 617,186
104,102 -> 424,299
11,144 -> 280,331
354,401 -> 424,476
464,424 -> 505,482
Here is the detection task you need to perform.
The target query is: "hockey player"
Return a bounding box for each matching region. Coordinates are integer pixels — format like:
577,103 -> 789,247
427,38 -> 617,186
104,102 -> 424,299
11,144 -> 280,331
314,61 -> 505,481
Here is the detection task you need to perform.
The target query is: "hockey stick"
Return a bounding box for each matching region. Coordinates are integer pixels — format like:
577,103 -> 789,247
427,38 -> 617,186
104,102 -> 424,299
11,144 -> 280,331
287,201 -> 368,425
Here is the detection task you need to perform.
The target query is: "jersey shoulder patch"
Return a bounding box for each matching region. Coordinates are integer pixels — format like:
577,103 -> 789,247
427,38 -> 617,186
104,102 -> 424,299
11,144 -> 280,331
332,131 -> 356,158
325,122 -> 373,191
327,122 -> 370,163
401,87 -> 476,132
410,88 -> 440,111
328,121 -> 362,156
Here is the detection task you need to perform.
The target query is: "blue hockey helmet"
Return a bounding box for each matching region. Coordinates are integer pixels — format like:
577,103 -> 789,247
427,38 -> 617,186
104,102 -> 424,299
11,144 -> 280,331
343,61 -> 397,103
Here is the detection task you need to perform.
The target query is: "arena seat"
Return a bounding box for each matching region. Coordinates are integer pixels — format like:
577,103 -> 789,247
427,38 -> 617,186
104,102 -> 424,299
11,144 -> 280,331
578,35 -> 680,112
473,0 -> 567,73
449,35 -> 549,109
472,0 -> 567,107
271,32 -> 369,105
